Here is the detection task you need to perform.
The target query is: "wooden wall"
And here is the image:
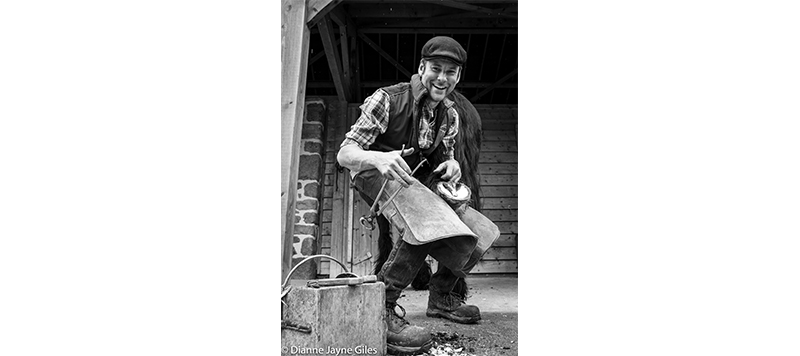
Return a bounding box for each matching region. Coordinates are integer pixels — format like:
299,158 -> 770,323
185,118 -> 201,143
472,104 -> 518,274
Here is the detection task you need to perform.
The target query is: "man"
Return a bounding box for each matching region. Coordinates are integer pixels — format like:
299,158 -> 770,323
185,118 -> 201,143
337,36 -> 499,354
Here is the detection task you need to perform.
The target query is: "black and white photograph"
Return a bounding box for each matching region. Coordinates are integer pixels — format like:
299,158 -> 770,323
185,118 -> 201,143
281,1 -> 518,355
4,1 -> 800,355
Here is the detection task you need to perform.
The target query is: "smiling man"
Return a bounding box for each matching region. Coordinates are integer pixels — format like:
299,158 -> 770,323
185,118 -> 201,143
337,36 -> 497,355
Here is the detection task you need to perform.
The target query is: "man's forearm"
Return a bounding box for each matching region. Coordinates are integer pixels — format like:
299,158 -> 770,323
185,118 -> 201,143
337,144 -> 377,173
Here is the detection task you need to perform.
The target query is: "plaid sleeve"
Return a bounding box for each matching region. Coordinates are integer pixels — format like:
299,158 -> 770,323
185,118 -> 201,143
442,106 -> 460,160
341,89 -> 391,149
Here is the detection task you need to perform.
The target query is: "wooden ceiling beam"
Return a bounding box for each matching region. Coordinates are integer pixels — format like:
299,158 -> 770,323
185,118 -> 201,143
471,68 -> 517,102
307,0 -> 343,26
358,27 -> 516,34
419,0 -> 517,18
343,0 -> 517,3
357,31 -> 413,78
356,15 -> 516,29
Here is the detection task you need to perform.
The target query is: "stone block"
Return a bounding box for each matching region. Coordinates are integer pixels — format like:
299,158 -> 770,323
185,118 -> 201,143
302,211 -> 319,225
294,214 -> 301,224
289,256 -> 317,280
302,123 -> 324,140
294,224 -> 317,236
281,282 -> 386,355
300,236 -> 316,255
304,140 -> 323,154
298,155 -> 322,180
303,182 -> 320,199
305,103 -> 326,123
295,199 -> 319,211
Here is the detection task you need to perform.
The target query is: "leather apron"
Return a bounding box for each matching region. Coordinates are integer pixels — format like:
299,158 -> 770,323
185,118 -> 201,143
353,169 -> 501,276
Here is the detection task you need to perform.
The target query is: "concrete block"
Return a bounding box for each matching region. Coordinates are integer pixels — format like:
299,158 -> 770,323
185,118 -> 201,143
282,282 -> 386,355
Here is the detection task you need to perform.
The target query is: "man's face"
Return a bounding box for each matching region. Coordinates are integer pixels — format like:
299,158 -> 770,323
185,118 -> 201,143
418,59 -> 461,103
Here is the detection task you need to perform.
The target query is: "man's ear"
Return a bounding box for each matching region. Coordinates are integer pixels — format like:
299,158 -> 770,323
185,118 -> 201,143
418,60 -> 425,76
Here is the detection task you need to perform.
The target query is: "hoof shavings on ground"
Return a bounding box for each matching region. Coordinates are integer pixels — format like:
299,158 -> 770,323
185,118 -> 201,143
423,332 -> 477,356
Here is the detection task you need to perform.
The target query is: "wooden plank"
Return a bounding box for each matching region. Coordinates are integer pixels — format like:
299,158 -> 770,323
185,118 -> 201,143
480,185 -> 517,197
478,163 -> 517,175
482,130 -> 517,141
328,106 -> 353,278
318,15 -> 350,102
491,234 -> 518,247
481,141 -> 517,152
471,260 -> 517,274
481,120 -> 517,130
482,246 -> 518,260
482,209 -> 517,222
494,221 -> 518,234
281,0 -> 310,280
480,197 -> 517,209
480,174 -> 517,186
357,32 -> 412,78
479,152 -> 517,163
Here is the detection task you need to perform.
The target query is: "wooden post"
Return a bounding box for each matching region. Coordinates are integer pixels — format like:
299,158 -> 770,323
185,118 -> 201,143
318,15 -> 351,102
281,0 -> 310,281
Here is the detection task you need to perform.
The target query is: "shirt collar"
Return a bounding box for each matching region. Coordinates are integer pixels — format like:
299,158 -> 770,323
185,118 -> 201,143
410,74 -> 455,110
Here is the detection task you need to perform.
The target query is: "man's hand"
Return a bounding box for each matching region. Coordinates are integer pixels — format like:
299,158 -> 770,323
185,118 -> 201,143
433,159 -> 461,183
371,147 -> 416,187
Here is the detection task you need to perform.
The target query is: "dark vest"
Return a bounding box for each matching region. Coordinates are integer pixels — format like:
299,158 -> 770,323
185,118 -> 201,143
368,75 -> 454,172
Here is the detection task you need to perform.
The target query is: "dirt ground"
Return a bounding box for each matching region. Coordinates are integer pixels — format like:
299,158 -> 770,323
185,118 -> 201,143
396,276 -> 518,356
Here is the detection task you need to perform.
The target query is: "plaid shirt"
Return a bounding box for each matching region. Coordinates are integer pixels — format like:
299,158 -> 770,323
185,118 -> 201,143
341,88 -> 459,160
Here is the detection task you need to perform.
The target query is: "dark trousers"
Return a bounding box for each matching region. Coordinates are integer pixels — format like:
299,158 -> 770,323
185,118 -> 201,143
378,236 -> 483,305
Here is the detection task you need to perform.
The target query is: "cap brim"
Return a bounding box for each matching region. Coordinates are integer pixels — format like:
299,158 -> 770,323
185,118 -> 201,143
422,56 -> 463,66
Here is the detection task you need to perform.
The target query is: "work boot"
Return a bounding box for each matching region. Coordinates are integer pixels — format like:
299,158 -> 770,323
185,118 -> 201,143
386,304 -> 432,355
426,289 -> 481,324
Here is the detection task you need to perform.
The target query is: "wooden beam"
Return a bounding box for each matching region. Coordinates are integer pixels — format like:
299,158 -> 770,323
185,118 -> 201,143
358,27 -> 517,34
471,68 -> 518,102
318,15 -> 351,102
309,36 -> 340,66
306,0 -> 342,26
345,0 -> 517,3
337,20 -> 352,101
421,0 -> 517,18
282,0 -> 311,281
357,32 -> 412,78
307,81 -> 517,89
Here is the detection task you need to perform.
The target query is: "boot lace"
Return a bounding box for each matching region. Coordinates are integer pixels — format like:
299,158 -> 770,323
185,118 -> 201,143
387,303 -> 409,326
443,292 -> 467,308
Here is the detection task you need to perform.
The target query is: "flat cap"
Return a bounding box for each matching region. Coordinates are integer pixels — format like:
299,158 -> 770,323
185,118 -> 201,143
421,36 -> 467,66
